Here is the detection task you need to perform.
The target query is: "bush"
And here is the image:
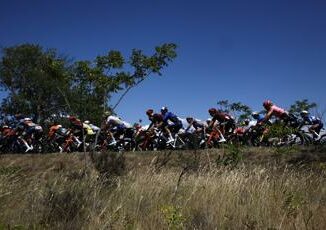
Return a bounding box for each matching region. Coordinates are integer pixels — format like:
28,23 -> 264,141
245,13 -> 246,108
216,144 -> 243,167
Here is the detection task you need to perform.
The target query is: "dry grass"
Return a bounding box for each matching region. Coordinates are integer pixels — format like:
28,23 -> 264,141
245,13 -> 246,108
0,148 -> 326,229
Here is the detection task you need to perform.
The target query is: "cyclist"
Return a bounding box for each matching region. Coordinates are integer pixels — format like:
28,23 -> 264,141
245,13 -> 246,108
251,112 -> 265,124
160,107 -> 183,143
84,120 -> 100,134
67,115 -> 84,144
106,115 -> 132,145
48,123 -> 63,141
261,100 -> 289,124
300,110 -> 324,138
185,117 -> 207,134
185,117 -> 207,145
208,108 -> 235,136
146,109 -> 164,130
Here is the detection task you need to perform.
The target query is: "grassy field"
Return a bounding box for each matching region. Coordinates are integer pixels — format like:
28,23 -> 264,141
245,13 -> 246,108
0,147 -> 326,229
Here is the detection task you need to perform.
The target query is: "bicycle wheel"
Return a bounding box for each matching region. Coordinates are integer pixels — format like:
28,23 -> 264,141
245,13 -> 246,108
318,134 -> 326,145
289,133 -> 304,146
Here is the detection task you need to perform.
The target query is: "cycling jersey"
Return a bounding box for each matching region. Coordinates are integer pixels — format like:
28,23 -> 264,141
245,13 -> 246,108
212,112 -> 233,123
149,113 -> 164,124
89,124 -> 100,132
185,119 -> 206,133
303,116 -> 323,125
269,105 -> 287,118
192,119 -> 207,129
107,115 -> 132,128
163,112 -> 182,125
69,116 -> 83,129
83,123 -> 95,135
254,114 -> 265,123
48,125 -> 62,139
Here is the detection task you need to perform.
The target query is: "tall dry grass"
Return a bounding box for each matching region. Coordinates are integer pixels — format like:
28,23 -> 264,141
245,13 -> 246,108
0,150 -> 325,229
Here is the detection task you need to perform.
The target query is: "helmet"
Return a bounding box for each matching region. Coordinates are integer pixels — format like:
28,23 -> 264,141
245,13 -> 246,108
263,100 -> 273,109
251,111 -> 259,117
146,109 -> 154,116
186,117 -> 193,123
24,118 -> 32,122
14,114 -> 24,120
208,108 -> 217,115
243,119 -> 250,125
84,120 -> 90,124
161,106 -> 168,113
300,110 -> 309,116
104,111 -> 110,116
68,115 -> 75,121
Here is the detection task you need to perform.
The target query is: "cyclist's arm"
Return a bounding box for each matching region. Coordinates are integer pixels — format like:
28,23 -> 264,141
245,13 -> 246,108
147,122 -> 153,131
208,118 -> 216,129
156,121 -> 164,128
261,110 -> 273,124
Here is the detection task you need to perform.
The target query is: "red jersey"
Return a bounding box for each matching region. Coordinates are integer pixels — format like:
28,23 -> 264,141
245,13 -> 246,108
213,112 -> 233,123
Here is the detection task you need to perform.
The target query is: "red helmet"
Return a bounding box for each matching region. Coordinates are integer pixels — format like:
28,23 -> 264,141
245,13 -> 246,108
263,100 -> 273,109
146,109 -> 154,116
208,108 -> 217,115
68,115 -> 76,121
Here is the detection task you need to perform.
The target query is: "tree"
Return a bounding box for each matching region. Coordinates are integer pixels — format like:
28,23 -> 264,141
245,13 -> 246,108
289,99 -> 317,116
0,44 -> 70,123
0,43 -> 177,124
67,43 -> 177,123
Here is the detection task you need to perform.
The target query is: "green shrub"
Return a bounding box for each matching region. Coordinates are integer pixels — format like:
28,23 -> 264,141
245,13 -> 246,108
161,205 -> 185,230
216,144 -> 243,167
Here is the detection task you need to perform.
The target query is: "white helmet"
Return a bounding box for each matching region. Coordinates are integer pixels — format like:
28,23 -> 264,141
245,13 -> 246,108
161,106 -> 168,113
84,120 -> 90,124
300,110 -> 309,116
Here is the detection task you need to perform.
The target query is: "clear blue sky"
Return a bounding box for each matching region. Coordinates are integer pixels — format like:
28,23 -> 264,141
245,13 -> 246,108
1,0 -> 325,123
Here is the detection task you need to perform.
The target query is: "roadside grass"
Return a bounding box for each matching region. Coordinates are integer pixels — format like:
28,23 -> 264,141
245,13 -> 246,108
0,147 -> 325,229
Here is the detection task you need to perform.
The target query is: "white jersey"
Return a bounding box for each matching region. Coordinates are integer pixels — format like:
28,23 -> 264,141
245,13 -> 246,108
180,118 -> 206,134
140,124 -> 150,131
242,120 -> 257,132
178,118 -> 188,129
106,115 -> 132,128
90,124 -> 100,131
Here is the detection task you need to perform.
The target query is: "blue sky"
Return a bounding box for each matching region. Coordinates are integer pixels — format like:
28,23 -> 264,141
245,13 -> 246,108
1,0 -> 325,123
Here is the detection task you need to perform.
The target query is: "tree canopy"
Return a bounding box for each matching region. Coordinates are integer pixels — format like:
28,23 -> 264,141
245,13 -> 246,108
0,43 -> 177,124
289,99 -> 317,116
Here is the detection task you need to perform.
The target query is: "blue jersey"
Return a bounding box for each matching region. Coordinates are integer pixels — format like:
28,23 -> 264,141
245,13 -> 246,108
254,114 -> 265,123
304,116 -> 323,125
163,112 -> 181,125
